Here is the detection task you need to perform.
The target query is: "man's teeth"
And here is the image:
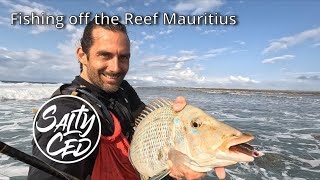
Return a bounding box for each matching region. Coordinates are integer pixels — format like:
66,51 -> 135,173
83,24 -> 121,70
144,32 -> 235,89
104,74 -> 119,79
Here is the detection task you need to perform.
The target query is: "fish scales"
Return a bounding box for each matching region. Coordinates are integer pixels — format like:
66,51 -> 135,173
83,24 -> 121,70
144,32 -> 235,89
130,99 -> 175,177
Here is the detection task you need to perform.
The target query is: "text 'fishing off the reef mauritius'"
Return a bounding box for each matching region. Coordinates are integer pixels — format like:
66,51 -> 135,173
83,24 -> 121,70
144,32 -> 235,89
10,12 -> 237,29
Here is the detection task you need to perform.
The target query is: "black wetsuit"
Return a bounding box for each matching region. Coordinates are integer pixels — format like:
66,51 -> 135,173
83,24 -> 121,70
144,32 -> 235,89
27,76 -> 145,180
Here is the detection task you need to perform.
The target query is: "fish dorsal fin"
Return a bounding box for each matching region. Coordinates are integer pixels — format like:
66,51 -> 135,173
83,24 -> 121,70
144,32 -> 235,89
134,98 -> 173,128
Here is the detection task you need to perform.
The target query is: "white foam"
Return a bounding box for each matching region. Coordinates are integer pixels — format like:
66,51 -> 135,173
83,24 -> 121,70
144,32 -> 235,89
308,147 -> 320,154
282,170 -> 306,180
0,82 -> 61,100
0,163 -> 28,177
0,175 -> 10,180
224,169 -> 246,180
289,127 -> 320,132
282,111 -> 301,118
210,111 -> 239,119
0,155 -> 10,161
289,155 -> 320,168
0,122 -> 26,132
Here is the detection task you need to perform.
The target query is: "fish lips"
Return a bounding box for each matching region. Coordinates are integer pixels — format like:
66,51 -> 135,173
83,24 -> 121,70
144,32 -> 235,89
217,133 -> 263,162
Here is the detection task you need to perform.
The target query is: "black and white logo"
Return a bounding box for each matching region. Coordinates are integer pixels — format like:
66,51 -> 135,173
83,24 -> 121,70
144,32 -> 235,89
33,95 -> 101,164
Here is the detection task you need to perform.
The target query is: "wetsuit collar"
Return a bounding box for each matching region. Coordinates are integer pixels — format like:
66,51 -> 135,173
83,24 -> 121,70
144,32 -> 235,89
72,76 -> 120,99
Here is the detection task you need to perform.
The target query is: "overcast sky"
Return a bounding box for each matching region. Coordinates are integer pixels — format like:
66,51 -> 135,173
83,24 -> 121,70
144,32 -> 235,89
0,0 -> 319,90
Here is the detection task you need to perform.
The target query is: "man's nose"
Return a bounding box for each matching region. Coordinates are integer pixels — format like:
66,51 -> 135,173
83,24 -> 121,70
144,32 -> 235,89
108,58 -> 121,73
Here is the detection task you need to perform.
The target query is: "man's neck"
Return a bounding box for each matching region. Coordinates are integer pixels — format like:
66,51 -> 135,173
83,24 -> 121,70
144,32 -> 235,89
80,71 -> 93,85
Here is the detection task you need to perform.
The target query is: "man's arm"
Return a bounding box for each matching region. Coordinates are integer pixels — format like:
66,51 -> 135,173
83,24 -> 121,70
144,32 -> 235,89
121,80 -> 145,119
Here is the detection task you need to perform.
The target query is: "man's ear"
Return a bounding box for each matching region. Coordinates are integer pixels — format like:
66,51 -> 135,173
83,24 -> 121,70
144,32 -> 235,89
77,47 -> 88,66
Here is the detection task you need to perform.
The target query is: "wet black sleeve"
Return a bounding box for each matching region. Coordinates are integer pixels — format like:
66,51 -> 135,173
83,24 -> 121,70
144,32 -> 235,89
27,98 -> 100,180
122,80 -> 145,119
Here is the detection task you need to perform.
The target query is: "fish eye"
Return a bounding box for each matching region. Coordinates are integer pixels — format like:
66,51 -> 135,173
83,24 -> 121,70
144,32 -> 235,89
191,120 -> 202,128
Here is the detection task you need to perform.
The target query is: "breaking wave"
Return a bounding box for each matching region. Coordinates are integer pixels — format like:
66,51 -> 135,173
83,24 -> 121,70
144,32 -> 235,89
0,81 -> 61,100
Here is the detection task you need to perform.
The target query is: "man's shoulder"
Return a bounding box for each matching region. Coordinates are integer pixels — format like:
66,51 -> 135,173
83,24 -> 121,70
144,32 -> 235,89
39,94 -> 90,117
120,80 -> 133,90
51,83 -> 76,98
43,83 -> 99,121
120,80 -> 139,99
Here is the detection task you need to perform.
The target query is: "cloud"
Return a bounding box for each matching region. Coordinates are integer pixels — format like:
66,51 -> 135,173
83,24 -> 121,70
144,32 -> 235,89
179,50 -> 194,56
141,32 -> 155,40
128,73 -> 260,87
127,65 -> 206,86
143,54 -> 196,64
130,39 -> 144,53
313,42 -> 320,47
201,29 -> 226,35
231,49 -> 248,54
0,0 -> 63,33
116,7 -> 126,13
234,40 -> 246,45
288,72 -> 320,81
144,35 -> 155,40
127,52 -> 204,86
199,75 -> 260,88
284,71 -> 320,76
262,55 -> 295,64
173,0 -> 224,14
208,48 -> 229,54
127,48 -> 260,88
0,22 -> 83,82
144,0 -> 156,6
263,27 -> 320,54
297,75 -> 320,81
57,25 -> 84,56
99,0 -> 127,7
159,29 -> 173,35
175,67 -> 206,82
0,16 -> 10,25
0,46 -> 78,82
202,47 -> 229,59
229,75 -> 260,84
0,0 -> 59,14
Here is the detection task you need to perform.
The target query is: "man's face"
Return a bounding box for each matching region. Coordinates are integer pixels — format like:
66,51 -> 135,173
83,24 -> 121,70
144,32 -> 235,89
79,27 -> 130,93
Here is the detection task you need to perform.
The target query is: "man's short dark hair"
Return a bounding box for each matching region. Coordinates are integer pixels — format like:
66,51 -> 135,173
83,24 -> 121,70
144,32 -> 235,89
79,16 -> 128,71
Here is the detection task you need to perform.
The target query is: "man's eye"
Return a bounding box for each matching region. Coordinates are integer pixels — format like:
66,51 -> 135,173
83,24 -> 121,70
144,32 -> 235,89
98,52 -> 112,60
101,54 -> 112,59
119,56 -> 130,62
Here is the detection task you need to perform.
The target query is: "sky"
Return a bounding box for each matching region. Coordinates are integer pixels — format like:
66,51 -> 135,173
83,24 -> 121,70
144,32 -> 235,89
0,0 -> 319,91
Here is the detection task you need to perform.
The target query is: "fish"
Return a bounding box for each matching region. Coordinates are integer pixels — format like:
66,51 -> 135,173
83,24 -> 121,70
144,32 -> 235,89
129,97 -> 263,179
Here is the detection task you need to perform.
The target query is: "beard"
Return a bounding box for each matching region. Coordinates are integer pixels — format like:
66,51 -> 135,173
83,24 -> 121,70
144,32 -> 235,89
86,65 -> 126,93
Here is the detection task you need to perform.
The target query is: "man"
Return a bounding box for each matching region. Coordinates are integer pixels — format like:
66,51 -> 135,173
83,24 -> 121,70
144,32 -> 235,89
28,17 -> 225,180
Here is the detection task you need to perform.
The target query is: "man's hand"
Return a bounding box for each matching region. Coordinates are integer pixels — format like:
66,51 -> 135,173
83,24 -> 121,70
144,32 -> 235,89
169,96 -> 226,180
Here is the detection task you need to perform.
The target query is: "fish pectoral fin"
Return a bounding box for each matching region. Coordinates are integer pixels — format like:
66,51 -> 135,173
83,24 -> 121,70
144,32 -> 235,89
168,148 -> 191,166
149,169 -> 171,180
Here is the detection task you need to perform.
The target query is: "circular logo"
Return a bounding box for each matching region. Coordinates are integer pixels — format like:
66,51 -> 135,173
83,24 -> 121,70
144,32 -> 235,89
33,95 -> 101,164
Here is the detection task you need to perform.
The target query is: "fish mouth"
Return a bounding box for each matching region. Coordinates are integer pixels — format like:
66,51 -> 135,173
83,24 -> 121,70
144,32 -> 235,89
229,143 -> 263,157
217,133 -> 264,162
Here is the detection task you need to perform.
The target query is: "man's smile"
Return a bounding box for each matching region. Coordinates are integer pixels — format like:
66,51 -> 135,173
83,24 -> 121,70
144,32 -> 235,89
101,72 -> 122,84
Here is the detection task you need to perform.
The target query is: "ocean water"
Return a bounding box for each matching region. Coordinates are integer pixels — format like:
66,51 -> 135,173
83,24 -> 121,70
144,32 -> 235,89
0,82 -> 319,180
